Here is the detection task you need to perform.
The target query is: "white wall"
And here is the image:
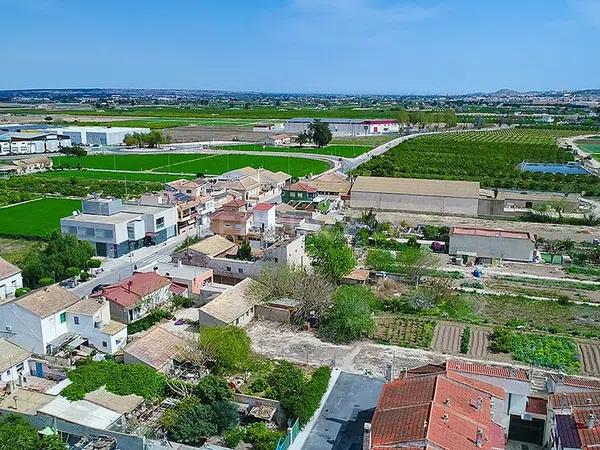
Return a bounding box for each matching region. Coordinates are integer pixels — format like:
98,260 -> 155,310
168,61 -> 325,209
351,192 -> 479,216
0,272 -> 23,299
0,357 -> 31,383
449,234 -> 535,262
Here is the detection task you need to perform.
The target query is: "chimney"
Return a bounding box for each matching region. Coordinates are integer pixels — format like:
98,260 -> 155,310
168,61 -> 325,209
362,423 -> 371,450
127,280 -> 133,293
441,414 -> 449,424
177,258 -> 182,268
589,413 -> 596,429
443,398 -> 450,406
385,364 -> 393,382
476,429 -> 484,448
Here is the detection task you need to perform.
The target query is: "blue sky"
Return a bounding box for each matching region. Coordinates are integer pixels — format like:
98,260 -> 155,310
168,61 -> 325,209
1,0 -> 599,94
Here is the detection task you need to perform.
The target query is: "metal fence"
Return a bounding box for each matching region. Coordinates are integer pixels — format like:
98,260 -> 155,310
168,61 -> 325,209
275,419 -> 300,450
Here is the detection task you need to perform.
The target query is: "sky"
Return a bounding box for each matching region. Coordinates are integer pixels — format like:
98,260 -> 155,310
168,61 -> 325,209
1,0 -> 599,95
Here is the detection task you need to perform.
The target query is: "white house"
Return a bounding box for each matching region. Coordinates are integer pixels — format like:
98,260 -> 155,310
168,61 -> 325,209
0,339 -> 32,384
265,134 -> 291,146
252,203 -> 276,231
0,257 -> 23,300
0,285 -> 127,355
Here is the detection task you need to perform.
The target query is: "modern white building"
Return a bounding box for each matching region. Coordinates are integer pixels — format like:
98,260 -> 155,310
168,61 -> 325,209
284,118 -> 400,136
0,257 -> 23,300
47,126 -> 150,146
0,131 -> 71,155
60,197 -> 177,258
0,285 -> 127,355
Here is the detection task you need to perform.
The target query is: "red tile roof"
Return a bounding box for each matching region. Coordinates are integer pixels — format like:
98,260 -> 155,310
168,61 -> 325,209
550,391 -> 600,409
211,210 -> 252,223
285,181 -> 317,193
95,272 -> 171,309
252,203 -> 275,211
447,360 -> 529,381
370,364 -> 506,450
169,282 -> 188,295
551,375 -> 600,391
550,391 -> 600,449
223,198 -> 246,209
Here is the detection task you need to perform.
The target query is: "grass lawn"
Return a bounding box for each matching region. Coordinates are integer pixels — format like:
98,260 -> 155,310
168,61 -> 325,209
0,237 -> 45,266
52,153 -> 330,177
0,198 -> 81,239
36,170 -> 187,182
216,143 -> 371,158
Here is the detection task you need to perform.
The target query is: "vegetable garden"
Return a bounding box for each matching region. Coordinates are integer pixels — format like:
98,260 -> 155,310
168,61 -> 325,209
353,128 -> 600,195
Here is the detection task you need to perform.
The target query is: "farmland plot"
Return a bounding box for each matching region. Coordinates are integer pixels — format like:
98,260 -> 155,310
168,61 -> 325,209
372,315 -> 435,349
431,322 -> 463,354
578,341 -> 600,375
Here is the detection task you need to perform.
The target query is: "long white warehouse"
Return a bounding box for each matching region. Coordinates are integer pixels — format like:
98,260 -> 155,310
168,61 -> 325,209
47,126 -> 150,146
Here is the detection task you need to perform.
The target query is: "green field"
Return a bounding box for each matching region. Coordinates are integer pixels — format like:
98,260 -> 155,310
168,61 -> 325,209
36,170 -> 186,182
331,134 -> 401,145
353,128 -> 600,195
216,143 -> 371,158
51,153 -> 330,177
0,198 -> 81,238
51,117 -> 261,129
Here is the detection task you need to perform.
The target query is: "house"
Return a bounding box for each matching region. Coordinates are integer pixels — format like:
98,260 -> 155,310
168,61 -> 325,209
547,390 -> 600,450
216,167 -> 291,201
64,297 -> 128,354
252,203 -> 276,231
214,176 -> 261,202
264,134 -> 291,146
284,118 -> 399,136
175,234 -> 309,285
198,278 -> 260,327
306,178 -> 351,203
166,179 -> 208,199
0,257 -> 23,299
0,131 -> 70,155
154,261 -> 213,296
210,209 -> 254,243
478,189 -> 581,217
350,176 -> 480,216
123,325 -> 186,373
61,197 -> 177,258
4,156 -> 54,174
282,181 -> 318,204
448,227 -> 536,263
0,339 -> 32,384
253,123 -> 276,132
138,191 -> 214,234
366,363 -> 506,450
0,284 -> 127,355
93,271 -> 173,324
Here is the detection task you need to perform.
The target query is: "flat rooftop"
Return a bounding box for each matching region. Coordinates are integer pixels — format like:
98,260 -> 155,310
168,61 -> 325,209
38,395 -> 122,430
352,176 -> 480,199
451,226 -> 534,241
0,388 -> 53,415
61,211 -> 143,225
155,262 -> 212,280
122,202 -> 175,215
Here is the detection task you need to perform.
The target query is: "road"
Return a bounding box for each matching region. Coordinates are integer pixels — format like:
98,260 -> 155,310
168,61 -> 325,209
70,233 -> 188,297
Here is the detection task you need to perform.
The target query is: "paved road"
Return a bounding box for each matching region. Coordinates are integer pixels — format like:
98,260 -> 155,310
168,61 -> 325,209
70,233 -> 188,297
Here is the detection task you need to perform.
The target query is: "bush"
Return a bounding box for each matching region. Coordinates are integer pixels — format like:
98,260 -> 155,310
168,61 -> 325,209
243,422 -> 284,450
15,287 -> 31,298
0,414 -> 65,450
61,360 -> 165,401
38,277 -> 54,286
87,258 -> 102,269
194,375 -> 233,403
172,294 -> 194,308
127,308 -> 172,334
199,326 -> 252,373
161,397 -> 217,446
460,326 -> 471,353
223,427 -> 245,448
319,286 -> 375,343
79,271 -> 90,281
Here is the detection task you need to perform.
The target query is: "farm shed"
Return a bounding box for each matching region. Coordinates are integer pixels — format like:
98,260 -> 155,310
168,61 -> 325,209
349,176 -> 480,216
448,227 -> 536,263
198,278 -> 260,327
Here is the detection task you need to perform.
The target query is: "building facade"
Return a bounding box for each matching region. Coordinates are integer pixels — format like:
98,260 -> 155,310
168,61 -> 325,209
448,227 -> 536,262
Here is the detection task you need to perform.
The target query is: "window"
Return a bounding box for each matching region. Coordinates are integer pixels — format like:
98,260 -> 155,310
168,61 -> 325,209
59,312 -> 66,323
102,341 -> 108,348
74,316 -> 79,325
155,217 -> 165,228
238,268 -> 243,274
226,266 -> 231,272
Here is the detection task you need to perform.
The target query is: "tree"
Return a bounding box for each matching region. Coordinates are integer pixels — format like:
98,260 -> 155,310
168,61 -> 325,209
539,238 -> 575,264
65,266 -> 80,278
198,326 -> 252,372
365,248 -> 396,271
124,132 -> 145,148
0,414 -> 65,450
243,423 -> 284,450
59,146 -> 87,158
305,229 -> 356,281
194,375 -> 233,403
307,120 -> 332,148
546,197 -> 570,220
145,130 -> 169,148
211,400 -> 240,434
252,264 -> 336,322
161,397 -> 217,446
295,132 -> 310,147
236,240 -> 252,261
395,247 -> 439,286
320,286 -> 375,343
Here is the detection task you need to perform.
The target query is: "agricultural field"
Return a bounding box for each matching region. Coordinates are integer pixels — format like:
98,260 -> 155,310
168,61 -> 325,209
578,137 -> 600,159
331,134 -> 401,146
50,117 -> 261,129
216,143 -> 372,158
35,170 -> 185,183
0,198 -> 81,238
0,237 -> 45,266
578,342 -> 600,375
353,128 -> 600,195
372,315 -> 435,348
51,153 -> 330,178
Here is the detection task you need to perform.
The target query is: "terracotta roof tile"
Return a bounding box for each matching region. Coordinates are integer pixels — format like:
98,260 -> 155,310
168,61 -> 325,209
447,360 -> 529,381
96,272 -> 170,309
525,397 -> 547,415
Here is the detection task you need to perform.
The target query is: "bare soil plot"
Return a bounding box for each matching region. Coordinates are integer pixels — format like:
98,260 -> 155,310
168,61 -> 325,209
431,322 -> 463,354
467,327 -> 493,359
578,341 -> 600,375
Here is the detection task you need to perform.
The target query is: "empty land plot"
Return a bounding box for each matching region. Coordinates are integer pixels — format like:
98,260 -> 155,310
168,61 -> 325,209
466,327 -> 492,359
353,128 -> 600,195
52,153 -> 330,177
0,198 -> 81,238
331,134 -> 401,146
578,342 -> 600,375
431,322 -> 463,353
216,143 -> 371,158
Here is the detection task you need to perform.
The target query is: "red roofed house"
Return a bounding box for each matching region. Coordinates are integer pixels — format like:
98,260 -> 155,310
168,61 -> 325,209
548,390 -> 600,450
448,226 -> 536,262
252,203 -> 276,231
367,363 -> 506,450
210,209 -> 254,244
93,272 -> 173,324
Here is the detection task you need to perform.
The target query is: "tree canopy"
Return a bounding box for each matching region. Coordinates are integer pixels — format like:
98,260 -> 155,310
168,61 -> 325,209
59,145 -> 87,157
320,286 -> 375,343
306,228 -> 356,281
307,120 -> 333,148
0,415 -> 65,450
124,130 -> 169,148
198,326 -> 252,373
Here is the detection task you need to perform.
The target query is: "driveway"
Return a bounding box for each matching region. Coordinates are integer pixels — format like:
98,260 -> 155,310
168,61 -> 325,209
301,372 -> 384,450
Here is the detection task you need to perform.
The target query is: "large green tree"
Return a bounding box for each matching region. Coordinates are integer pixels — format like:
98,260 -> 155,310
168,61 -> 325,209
306,228 -> 356,281
320,286 -> 375,343
198,326 -> 252,372
307,120 -> 332,148
0,415 -> 65,450
395,247 -> 439,286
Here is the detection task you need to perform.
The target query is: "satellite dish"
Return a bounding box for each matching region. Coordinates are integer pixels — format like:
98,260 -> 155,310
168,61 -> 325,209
72,210 -> 78,216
